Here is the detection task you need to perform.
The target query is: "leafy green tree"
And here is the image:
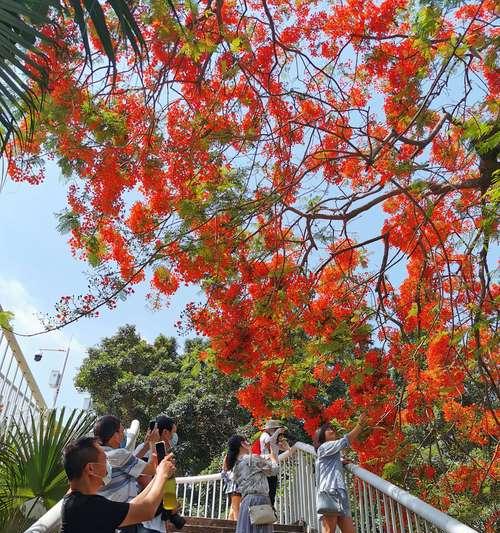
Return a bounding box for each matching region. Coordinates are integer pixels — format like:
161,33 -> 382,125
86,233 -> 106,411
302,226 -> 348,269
75,325 -> 181,425
75,327 -> 251,474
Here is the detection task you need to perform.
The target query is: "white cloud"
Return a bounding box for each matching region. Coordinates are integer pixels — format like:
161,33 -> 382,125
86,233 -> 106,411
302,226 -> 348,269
0,276 -> 88,410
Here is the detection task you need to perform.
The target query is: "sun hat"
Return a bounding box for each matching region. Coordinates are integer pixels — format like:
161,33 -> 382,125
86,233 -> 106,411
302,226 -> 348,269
263,419 -> 283,430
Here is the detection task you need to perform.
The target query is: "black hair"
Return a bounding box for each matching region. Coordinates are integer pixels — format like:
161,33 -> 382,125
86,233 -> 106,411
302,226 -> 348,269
156,415 -> 175,434
94,415 -> 121,445
63,436 -> 99,480
226,435 -> 246,471
313,422 -> 334,450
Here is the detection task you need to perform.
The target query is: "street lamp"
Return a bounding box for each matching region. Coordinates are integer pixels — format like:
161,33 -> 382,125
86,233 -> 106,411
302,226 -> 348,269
33,343 -> 71,409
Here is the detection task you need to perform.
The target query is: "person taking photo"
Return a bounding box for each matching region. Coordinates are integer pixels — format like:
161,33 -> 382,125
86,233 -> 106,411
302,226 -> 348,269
227,430 -> 284,533
61,436 -> 175,533
94,414 -> 158,512
137,415 -> 185,533
314,413 -> 368,533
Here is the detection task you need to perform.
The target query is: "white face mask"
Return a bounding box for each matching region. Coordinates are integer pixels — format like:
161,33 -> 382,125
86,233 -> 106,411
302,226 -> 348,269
90,460 -> 112,486
171,432 -> 179,447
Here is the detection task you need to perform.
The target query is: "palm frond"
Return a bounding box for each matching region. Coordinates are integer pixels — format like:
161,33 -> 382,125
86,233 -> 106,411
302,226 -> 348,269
0,407 -> 96,527
0,0 -> 146,159
0,0 -> 50,154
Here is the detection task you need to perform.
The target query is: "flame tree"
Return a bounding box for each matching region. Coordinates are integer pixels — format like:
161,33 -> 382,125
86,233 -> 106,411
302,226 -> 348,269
8,0 -> 498,527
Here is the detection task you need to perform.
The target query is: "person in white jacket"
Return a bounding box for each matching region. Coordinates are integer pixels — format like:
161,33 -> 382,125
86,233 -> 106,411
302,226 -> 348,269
259,419 -> 284,506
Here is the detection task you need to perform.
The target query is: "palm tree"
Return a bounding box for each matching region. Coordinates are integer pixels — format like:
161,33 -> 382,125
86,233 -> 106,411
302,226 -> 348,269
0,407 -> 96,531
0,0 -> 144,155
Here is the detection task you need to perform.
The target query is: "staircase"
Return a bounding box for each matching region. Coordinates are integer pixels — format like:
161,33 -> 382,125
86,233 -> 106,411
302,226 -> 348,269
173,517 -> 305,533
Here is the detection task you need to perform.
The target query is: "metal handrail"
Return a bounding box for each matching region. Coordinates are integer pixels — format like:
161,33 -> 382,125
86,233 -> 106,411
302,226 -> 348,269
24,501 -> 62,533
0,306 -> 47,431
346,464 -> 477,533
280,443 -> 478,533
23,431 -> 479,533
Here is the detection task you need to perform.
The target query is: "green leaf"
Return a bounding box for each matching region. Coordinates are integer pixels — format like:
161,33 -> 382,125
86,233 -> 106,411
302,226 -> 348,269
106,0 -> 146,55
0,310 -> 14,329
414,6 -> 440,41
0,408 -> 95,525
191,361 -> 202,377
230,37 -> 242,53
462,119 -> 493,141
382,461 -> 403,481
82,0 -> 115,63
476,131 -> 500,155
85,234 -> 106,267
0,0 -> 49,152
56,209 -> 80,234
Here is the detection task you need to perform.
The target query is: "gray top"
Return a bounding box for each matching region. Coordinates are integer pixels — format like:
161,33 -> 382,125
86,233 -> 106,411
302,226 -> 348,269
316,435 -> 350,492
233,454 -> 279,497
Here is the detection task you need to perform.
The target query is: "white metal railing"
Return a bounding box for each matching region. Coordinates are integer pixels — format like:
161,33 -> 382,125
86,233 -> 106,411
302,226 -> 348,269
276,443 -> 316,528
168,442 -> 477,533
175,473 -> 230,520
0,306 -> 47,431
23,431 -> 479,533
276,442 -> 477,533
347,464 -> 477,533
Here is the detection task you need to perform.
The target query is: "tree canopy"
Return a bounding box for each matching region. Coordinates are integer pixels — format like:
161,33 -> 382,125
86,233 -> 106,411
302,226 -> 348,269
75,326 -> 251,474
7,0 -> 499,528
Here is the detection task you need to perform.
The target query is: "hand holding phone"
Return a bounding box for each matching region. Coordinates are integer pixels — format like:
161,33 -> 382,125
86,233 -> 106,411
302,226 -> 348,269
155,441 -> 167,463
158,456 -> 176,480
155,445 -> 176,481
269,426 -> 286,445
146,424 -> 160,444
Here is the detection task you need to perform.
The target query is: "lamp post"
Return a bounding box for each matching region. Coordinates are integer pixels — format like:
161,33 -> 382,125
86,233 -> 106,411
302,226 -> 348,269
33,342 -> 71,409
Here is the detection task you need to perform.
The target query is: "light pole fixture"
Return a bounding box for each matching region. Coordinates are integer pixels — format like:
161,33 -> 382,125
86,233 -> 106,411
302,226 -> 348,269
33,343 -> 71,409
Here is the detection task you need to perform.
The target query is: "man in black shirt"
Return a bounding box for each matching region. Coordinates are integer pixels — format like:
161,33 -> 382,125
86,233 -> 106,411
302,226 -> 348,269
61,436 -> 175,533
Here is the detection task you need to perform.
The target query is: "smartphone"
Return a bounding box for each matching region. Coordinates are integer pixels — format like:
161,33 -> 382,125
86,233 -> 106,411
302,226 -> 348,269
149,420 -> 156,431
155,441 -> 166,463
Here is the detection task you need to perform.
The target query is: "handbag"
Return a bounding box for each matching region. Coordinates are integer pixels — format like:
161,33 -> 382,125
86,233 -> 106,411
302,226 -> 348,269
248,504 -> 277,525
316,490 -> 342,514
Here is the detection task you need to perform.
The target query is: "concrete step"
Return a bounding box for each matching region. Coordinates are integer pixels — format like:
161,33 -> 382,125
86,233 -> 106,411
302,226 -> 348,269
171,516 -> 306,533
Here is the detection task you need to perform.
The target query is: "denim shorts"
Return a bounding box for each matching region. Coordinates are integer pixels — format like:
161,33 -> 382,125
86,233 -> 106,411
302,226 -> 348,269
317,488 -> 351,518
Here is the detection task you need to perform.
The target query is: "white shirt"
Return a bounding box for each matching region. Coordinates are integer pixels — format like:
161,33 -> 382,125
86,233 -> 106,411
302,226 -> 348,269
259,431 -> 272,456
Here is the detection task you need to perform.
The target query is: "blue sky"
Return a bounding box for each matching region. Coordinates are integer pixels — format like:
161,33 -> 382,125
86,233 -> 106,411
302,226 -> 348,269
0,161 -> 200,409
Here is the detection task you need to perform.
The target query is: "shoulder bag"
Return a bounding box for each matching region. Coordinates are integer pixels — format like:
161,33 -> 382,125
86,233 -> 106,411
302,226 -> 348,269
247,454 -> 277,525
316,490 -> 342,514
248,504 -> 277,525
